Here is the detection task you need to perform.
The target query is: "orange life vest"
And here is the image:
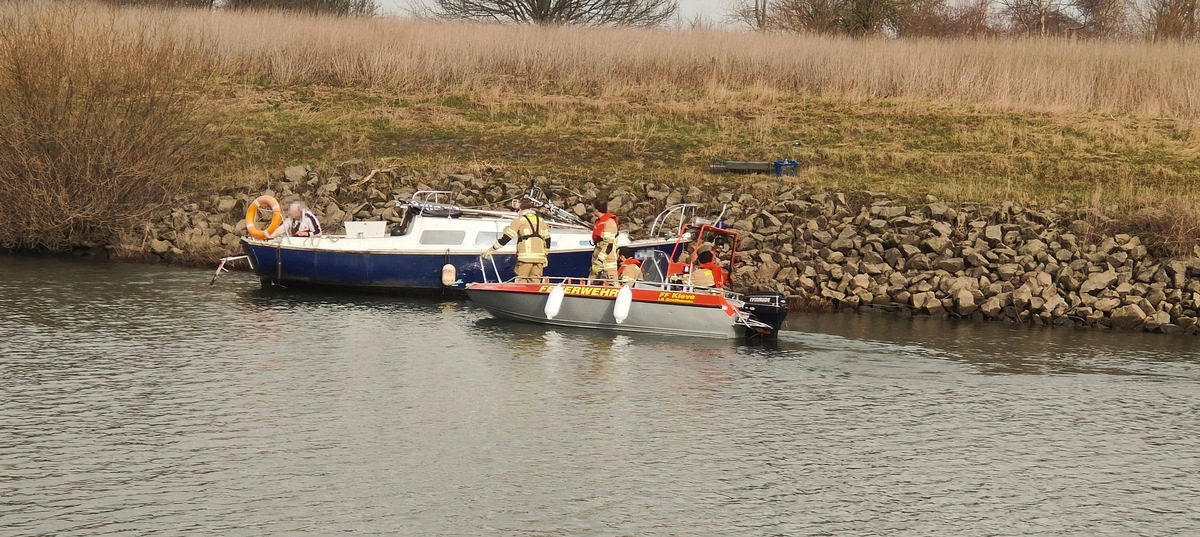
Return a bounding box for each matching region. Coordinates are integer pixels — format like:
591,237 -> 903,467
618,258 -> 642,281
695,262 -> 727,288
592,212 -> 617,244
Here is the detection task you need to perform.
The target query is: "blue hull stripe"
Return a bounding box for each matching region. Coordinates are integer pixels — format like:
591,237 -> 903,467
242,240 -> 681,291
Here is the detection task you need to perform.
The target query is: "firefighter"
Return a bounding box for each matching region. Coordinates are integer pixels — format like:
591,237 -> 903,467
690,250 -> 727,288
617,247 -> 642,285
589,200 -> 619,281
482,199 -> 550,283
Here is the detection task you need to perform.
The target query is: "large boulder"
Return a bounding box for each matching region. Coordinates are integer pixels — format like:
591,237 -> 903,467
981,294 -> 1007,318
984,225 -> 1003,243
1012,284 -> 1033,310
912,291 -> 935,311
1043,295 -> 1069,317
908,254 -> 932,271
955,288 -> 977,315
873,206 -> 907,218
149,238 -> 172,255
924,236 -> 951,254
284,165 -> 309,182
1110,304 -> 1147,329
995,264 -> 1021,281
1093,297 -> 1122,313
963,249 -> 989,268
1018,239 -> 1048,257
1079,270 -> 1118,294
935,257 -> 966,273
1166,260 -> 1189,288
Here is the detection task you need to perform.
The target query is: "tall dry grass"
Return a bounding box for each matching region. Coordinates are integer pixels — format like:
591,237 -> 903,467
132,7 -> 1200,120
0,3 -> 210,250
4,3 -> 1198,121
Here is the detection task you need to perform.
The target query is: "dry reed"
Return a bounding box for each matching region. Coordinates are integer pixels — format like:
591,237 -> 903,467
0,3 -> 210,250
184,9 -> 1200,119
3,3 -> 1195,119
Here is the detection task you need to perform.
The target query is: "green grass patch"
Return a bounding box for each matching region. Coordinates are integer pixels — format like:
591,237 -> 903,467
197,81 -> 1200,212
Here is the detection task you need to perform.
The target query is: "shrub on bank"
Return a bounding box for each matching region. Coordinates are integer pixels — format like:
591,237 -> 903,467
1124,200 -> 1200,259
0,4 -> 208,250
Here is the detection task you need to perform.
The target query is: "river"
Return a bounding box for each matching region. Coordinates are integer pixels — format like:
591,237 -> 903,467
2,256 -> 1198,535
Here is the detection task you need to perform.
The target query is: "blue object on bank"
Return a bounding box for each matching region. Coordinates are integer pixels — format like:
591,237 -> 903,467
774,159 -> 799,177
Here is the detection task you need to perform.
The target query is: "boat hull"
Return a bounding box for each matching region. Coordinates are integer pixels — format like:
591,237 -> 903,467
466,282 -> 747,339
242,238 -> 681,292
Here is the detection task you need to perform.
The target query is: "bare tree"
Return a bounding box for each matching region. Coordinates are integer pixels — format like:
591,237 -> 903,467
431,0 -> 678,26
1069,0 -> 1124,36
754,0 -> 770,28
771,0 -> 848,33
845,0 -> 912,34
1141,0 -> 1198,39
998,0 -> 1077,36
951,0 -> 999,36
725,0 -> 774,29
897,0 -> 955,36
900,0 -> 1000,37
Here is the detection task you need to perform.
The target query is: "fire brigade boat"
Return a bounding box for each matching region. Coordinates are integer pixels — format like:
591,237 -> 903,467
466,224 -> 789,339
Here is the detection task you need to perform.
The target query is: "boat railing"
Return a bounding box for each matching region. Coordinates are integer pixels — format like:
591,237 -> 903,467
648,203 -> 731,239
397,190 -> 589,229
480,255 -> 508,284
648,203 -> 700,238
411,190 -> 453,204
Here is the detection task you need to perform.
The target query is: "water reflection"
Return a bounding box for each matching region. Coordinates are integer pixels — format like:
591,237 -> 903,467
785,310 -> 1200,377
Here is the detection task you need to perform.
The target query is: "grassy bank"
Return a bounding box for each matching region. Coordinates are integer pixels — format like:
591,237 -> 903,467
186,5 -> 1200,208
210,85 -> 1200,209
3,2 -> 1200,244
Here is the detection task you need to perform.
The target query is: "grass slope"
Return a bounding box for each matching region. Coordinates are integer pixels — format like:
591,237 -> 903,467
208,82 -> 1199,210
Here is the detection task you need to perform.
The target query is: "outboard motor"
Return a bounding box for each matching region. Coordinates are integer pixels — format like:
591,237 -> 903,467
742,291 -> 788,338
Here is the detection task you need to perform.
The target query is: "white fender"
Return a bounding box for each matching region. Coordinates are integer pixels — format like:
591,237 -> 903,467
613,285 -> 633,324
441,263 -> 456,286
544,283 -> 566,320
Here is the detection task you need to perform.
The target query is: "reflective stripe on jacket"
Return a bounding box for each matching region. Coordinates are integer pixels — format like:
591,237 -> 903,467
618,259 -> 643,283
497,211 -> 550,263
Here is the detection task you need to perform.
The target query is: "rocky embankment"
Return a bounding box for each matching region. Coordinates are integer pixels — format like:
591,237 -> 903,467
122,164 -> 1200,334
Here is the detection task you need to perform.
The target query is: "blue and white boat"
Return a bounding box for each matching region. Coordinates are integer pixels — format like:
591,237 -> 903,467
236,190 -> 694,293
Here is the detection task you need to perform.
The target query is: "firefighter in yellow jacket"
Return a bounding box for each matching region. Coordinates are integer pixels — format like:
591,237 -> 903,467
589,200 -> 619,280
483,199 -> 551,283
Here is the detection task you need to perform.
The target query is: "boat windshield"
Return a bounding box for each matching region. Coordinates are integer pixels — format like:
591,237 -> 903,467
637,249 -> 671,284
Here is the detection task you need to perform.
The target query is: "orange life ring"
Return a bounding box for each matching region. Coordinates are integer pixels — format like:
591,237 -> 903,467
245,195 -> 282,240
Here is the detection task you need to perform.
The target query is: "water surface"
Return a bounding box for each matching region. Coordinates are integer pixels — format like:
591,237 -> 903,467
2,256 -> 1197,535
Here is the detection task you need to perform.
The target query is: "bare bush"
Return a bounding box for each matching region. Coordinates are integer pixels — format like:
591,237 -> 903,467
1124,201 -> 1200,258
0,3 -> 209,250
